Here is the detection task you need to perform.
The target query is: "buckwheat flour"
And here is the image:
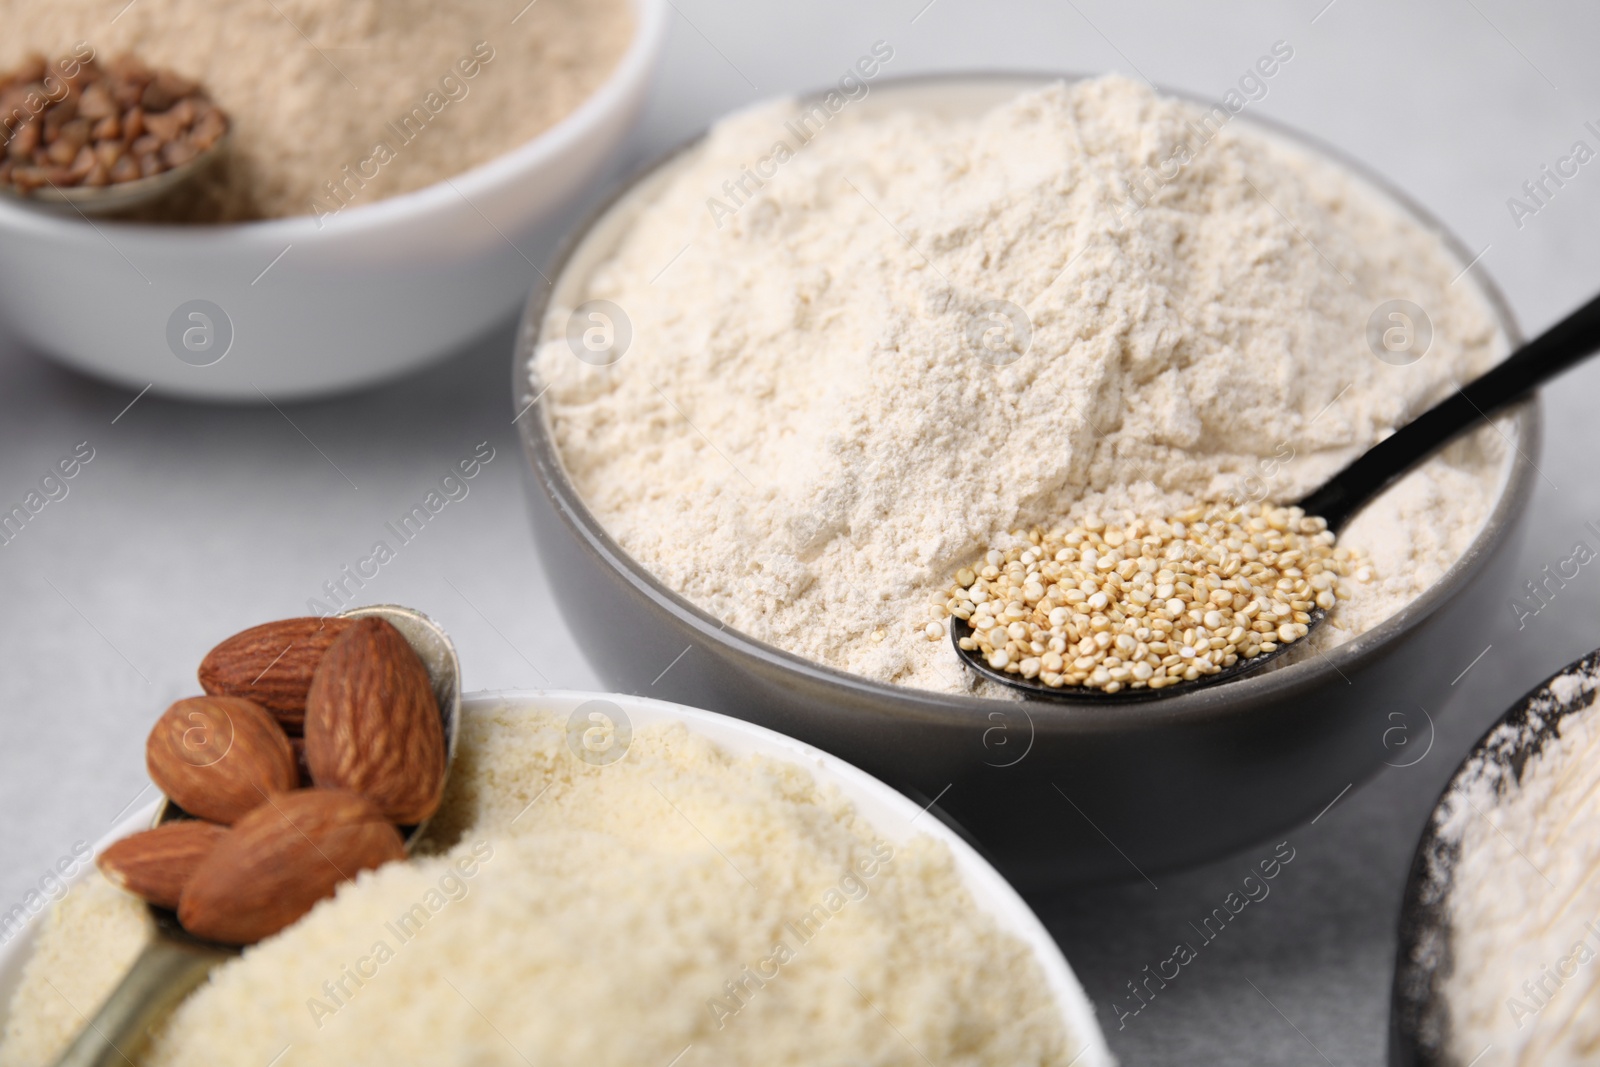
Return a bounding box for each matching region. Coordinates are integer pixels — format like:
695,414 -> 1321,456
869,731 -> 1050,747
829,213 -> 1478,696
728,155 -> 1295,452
1,0 -> 634,221
534,76 -> 1511,694
0,701 -> 1084,1066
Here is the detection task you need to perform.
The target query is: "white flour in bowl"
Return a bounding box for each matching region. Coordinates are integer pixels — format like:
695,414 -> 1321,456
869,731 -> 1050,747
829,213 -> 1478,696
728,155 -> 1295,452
534,75 -> 1510,694
1432,662 -> 1600,1066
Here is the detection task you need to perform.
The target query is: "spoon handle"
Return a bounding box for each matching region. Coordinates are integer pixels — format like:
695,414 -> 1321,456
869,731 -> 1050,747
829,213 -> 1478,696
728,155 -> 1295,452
49,927 -> 230,1067
1299,289 -> 1600,531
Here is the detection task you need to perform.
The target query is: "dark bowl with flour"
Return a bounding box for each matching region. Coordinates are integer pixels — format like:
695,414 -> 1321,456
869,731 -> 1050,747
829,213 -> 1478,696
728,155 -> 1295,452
511,73 -> 1540,890
1389,649 -> 1600,1066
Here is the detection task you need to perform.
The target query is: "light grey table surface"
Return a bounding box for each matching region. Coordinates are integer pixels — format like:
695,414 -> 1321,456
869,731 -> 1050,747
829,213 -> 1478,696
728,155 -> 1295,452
2,1 -> 1598,1063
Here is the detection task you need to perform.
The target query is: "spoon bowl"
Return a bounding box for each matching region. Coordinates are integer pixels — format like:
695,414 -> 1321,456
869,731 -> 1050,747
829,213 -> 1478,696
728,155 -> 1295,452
0,133 -> 229,219
50,603 -> 459,1067
951,608 -> 1327,701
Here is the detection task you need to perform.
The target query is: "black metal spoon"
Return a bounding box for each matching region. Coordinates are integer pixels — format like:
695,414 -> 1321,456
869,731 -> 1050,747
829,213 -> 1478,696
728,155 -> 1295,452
956,289 -> 1600,701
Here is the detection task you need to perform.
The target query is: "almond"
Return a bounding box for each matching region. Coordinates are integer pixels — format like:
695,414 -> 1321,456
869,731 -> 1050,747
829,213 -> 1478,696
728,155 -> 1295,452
289,736 -> 312,787
97,820 -> 227,910
304,617 -> 444,825
146,696 -> 297,824
198,617 -> 353,733
178,789 -> 404,945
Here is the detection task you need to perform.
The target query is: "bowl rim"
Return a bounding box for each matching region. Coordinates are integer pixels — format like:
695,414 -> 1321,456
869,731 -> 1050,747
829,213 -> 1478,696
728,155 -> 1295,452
512,69 -> 1541,734
0,0 -> 669,241
0,688 -> 1114,1066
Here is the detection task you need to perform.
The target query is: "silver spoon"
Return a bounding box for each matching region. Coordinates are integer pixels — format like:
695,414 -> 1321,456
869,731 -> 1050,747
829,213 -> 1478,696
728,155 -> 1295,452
0,131 -> 229,218
50,604 -> 461,1067
956,288 -> 1600,701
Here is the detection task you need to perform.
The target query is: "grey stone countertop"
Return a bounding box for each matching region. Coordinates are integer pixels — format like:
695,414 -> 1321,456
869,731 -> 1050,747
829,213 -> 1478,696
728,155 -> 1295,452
2,2 -> 1597,1063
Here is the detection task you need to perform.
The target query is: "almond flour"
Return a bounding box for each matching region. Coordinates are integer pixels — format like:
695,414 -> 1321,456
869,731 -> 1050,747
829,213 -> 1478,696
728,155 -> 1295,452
0,702 -> 1080,1066
534,76 -> 1511,695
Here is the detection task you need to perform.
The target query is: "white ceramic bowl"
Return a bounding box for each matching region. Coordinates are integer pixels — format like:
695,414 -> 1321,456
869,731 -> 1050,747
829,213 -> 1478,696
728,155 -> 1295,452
0,689 -> 1114,1065
0,0 -> 667,402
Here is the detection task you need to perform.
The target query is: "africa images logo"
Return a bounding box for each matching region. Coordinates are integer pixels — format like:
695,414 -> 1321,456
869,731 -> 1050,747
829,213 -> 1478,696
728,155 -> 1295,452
166,299 -> 234,367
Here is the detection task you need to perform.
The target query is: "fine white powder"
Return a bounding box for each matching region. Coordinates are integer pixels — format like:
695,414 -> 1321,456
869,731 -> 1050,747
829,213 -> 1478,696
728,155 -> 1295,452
0,702 -> 1077,1066
1435,664 -> 1600,1065
534,77 -> 1511,694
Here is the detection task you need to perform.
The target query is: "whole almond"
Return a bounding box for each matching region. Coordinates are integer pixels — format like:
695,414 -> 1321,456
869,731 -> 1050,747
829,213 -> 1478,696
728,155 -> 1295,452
304,617 -> 444,825
289,736 -> 312,787
98,820 -> 227,910
178,789 -> 404,945
198,617 -> 353,733
147,696 -> 297,824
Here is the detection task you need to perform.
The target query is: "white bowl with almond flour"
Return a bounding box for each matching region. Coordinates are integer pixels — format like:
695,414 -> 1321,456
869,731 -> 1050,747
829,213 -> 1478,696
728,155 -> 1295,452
515,72 -> 1541,887
0,0 -> 667,401
0,691 -> 1113,1067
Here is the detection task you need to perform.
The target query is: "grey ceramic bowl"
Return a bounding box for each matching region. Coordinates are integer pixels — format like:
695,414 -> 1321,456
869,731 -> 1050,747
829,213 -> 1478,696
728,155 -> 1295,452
512,73 -> 1541,891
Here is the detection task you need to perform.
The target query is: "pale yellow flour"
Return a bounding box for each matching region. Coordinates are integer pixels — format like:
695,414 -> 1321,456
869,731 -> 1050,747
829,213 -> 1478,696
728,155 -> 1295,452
0,701 -> 1079,1066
